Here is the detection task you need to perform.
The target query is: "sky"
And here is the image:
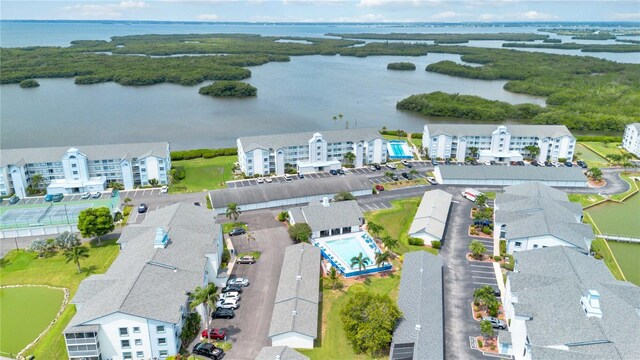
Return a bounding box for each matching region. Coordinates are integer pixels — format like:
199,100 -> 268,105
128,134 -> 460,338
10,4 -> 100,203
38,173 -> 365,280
1,0 -> 639,22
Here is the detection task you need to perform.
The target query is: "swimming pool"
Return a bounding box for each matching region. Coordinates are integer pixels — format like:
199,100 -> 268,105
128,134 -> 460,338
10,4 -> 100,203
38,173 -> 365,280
327,237 -> 369,262
387,140 -> 413,159
314,232 -> 392,277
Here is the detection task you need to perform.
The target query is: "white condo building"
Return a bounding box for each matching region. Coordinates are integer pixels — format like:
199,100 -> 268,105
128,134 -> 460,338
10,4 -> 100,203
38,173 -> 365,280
622,123 -> 640,157
64,203 -> 225,360
422,124 -> 576,163
237,128 -> 387,176
0,143 -> 170,198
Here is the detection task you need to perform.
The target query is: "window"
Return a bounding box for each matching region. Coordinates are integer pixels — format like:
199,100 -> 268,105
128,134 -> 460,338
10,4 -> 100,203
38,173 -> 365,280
119,327 -> 128,337
533,244 -> 539,249
121,340 -> 130,349
133,327 -> 140,333
159,350 -> 168,357
123,352 -> 132,360
72,171 -> 78,175
72,164 -> 77,168
137,351 -> 144,358
514,241 -> 522,247
158,338 -> 167,346
135,339 -> 142,346
156,325 -> 165,333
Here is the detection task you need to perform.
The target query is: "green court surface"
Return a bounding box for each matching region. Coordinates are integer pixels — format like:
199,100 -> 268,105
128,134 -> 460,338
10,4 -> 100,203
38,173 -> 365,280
607,241 -> 640,286
0,198 -> 113,229
575,143 -> 608,167
586,193 -> 640,238
0,286 -> 64,357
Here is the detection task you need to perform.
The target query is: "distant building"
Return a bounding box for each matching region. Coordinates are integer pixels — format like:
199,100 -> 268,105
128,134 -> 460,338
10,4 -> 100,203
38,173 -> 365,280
268,243 -> 320,349
422,124 -> 576,163
434,165 -> 588,188
0,143 -> 170,198
502,246 -> 640,359
255,346 -> 309,360
407,190 -> 452,243
64,203 -> 224,360
622,123 -> 640,157
390,251 -> 444,360
237,128 -> 387,176
494,182 -> 594,254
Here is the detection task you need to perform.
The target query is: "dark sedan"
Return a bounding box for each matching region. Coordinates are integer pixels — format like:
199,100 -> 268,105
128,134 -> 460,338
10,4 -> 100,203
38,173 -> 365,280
212,307 -> 235,319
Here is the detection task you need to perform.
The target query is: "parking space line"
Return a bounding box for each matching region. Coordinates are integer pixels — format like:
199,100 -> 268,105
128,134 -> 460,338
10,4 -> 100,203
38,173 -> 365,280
469,264 -> 494,268
473,281 -> 498,286
470,270 -> 495,274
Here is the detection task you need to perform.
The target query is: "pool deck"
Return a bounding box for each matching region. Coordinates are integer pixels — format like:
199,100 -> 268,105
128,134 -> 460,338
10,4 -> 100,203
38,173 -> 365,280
312,231 -> 392,277
387,140 -> 414,160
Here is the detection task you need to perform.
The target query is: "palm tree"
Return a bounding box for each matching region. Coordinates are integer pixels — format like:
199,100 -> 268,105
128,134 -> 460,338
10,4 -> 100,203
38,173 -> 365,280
524,145 -> 540,160
189,283 -> 219,328
343,151 -> 356,166
469,240 -> 487,260
246,231 -> 256,249
468,147 -> 479,159
381,235 -> 398,252
64,245 -> 90,273
350,252 -> 370,272
326,267 -> 343,290
475,193 -> 488,208
366,221 -> 384,238
375,251 -> 392,267
587,167 -> 603,182
30,173 -> 46,190
332,113 -> 349,129
480,320 -> 494,340
225,202 -> 241,223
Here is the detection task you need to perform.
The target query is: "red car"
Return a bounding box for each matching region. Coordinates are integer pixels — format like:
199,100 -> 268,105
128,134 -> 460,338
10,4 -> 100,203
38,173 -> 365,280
201,328 -> 226,340
375,184 -> 385,192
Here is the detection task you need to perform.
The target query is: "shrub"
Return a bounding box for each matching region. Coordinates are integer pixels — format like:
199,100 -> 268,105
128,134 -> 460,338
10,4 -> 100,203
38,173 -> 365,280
431,240 -> 441,249
499,240 -> 506,255
277,211 -> 289,222
558,158 -> 567,163
408,237 -> 424,246
199,81 -> 257,97
493,255 -> 502,262
19,79 -> 39,88
477,339 -> 483,348
170,148 -> 237,161
411,133 -> 423,139
288,223 -> 312,243
221,248 -> 230,267
481,226 -> 492,235
387,62 -> 416,70
576,135 -> 622,142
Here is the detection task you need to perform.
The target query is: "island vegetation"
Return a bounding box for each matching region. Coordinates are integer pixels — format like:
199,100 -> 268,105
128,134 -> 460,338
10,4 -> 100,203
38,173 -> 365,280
617,39 -> 640,44
502,42 -> 640,52
542,38 -> 562,43
198,81 -> 257,98
19,79 -> 39,88
387,62 -> 416,70
537,28 -> 617,40
326,32 -> 549,43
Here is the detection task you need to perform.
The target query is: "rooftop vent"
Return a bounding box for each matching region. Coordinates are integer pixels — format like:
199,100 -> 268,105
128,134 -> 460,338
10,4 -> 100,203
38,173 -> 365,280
296,275 -> 302,281
154,227 -> 169,249
415,324 -> 421,331
580,289 -> 602,318
292,310 -> 297,316
322,197 -> 330,207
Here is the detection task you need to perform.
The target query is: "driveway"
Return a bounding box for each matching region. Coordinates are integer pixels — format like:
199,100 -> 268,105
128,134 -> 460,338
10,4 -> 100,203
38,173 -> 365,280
214,210 -> 294,360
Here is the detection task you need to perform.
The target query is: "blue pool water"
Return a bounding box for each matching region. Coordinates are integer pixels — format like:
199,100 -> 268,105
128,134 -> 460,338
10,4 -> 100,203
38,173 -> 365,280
387,140 -> 413,159
326,237 -> 369,264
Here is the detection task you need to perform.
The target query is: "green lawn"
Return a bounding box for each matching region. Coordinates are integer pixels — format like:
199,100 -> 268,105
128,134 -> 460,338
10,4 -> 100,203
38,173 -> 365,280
611,175 -> 639,201
575,143 -> 609,168
0,287 -> 65,357
0,239 -> 120,359
299,274 -> 401,360
589,238 -> 625,281
607,241 -> 640,286
382,134 -> 406,142
221,222 -> 248,234
408,137 -> 422,148
366,198 -> 438,255
582,142 -> 625,158
586,192 -> 640,238
170,156 -> 236,193
568,193 -> 606,207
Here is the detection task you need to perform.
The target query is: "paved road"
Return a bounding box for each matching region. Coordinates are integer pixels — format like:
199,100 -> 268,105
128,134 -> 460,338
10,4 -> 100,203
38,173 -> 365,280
215,210 -> 294,360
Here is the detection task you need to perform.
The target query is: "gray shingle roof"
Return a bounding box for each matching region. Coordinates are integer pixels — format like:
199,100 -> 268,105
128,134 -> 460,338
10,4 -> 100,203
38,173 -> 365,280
437,165 -> 587,183
255,346 -> 310,360
496,182 -> 593,251
425,124 -> 573,138
66,203 -> 220,331
391,251 -> 444,360
238,128 -> 383,152
509,246 -> 640,359
209,176 -> 371,210
268,244 -> 320,339
1,142 -> 169,167
288,200 -> 364,232
408,190 -> 452,240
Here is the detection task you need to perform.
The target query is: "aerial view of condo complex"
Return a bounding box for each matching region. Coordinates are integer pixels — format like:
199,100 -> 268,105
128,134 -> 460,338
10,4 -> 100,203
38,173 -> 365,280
1,2 -> 640,360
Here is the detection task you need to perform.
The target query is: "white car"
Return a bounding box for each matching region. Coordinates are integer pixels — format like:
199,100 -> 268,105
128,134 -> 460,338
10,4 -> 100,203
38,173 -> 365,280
160,186 -> 168,193
216,298 -> 239,310
367,165 -> 377,171
90,191 -> 102,199
256,177 -> 264,184
220,292 -> 241,301
483,161 -> 492,166
80,192 -> 91,199
552,162 -> 561,167
264,177 -> 273,183
401,160 -> 411,166
386,163 -> 397,169
284,174 -> 292,181
227,277 -> 250,287
427,177 -> 438,185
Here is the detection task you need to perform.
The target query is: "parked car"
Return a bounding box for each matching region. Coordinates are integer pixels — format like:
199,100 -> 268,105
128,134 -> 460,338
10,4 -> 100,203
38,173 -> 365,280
427,177 -> 438,185
374,163 -> 382,170
81,192 -> 91,199
367,165 -> 377,171
471,160 -> 479,165
431,159 -> 439,166
444,159 -> 451,165
212,308 -> 235,319
490,160 -> 497,165
401,172 -> 412,180
337,169 -> 345,175
236,256 -> 255,264
482,316 -> 507,330
390,174 -> 399,181
193,202 -> 201,207
329,169 -> 338,175
229,227 -> 246,236
45,193 -> 54,202
221,285 -> 243,294
52,193 -> 64,202
201,328 -> 227,340
375,184 -> 385,192
577,160 -> 588,168
552,161 -> 561,167
297,173 -> 304,179
564,161 -> 573,167
386,162 -> 398,169
220,292 -> 241,301
160,186 -> 168,193
256,177 -> 264,184
510,161 -> 518,166
516,161 -> 525,166
137,203 -> 148,213
8,196 -> 20,204
401,160 -> 413,167
544,161 -> 553,167
193,343 -> 224,359
284,173 -> 292,181
216,298 -> 239,310
531,161 -> 539,167
91,191 -> 102,199
483,160 -> 492,166
227,277 -> 250,287
264,176 -> 273,183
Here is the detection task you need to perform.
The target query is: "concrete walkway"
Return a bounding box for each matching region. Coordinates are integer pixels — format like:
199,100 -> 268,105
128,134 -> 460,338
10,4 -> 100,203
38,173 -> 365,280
407,133 -> 423,161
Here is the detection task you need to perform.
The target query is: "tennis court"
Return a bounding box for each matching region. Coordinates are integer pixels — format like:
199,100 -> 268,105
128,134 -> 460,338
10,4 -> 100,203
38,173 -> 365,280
0,199 -> 112,230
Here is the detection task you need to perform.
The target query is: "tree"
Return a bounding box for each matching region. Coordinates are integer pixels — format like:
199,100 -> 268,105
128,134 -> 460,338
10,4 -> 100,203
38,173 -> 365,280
189,283 -> 218,328
340,291 -> 402,356
475,193 -> 488,208
350,252 -> 370,271
326,267 -> 343,290
366,221 -> 384,238
473,285 -> 498,309
77,207 -> 115,243
587,167 -> 603,182
108,182 -> 124,190
124,197 -> 132,205
148,178 -> 159,187
380,235 -> 398,252
622,161 -> 636,173
469,147 -> 479,159
332,113 -> 349,129
469,240 -> 487,260
29,173 -> 46,190
480,320 -> 495,340
375,251 -> 392,267
384,171 -> 394,178
524,145 -> 540,159
64,245 -> 90,273
55,231 -> 80,250
606,154 -> 623,165
246,231 -> 256,248
288,223 -> 312,243
225,202 -> 241,223
334,191 -> 356,202
343,151 -> 356,166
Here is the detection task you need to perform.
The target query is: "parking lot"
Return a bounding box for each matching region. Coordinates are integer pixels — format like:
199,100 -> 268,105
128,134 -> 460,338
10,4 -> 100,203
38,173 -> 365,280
7,191 -> 112,206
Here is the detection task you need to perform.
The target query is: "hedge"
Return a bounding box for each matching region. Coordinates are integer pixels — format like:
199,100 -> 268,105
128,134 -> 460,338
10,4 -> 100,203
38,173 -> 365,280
575,135 -> 622,142
170,147 -> 237,161
411,133 -> 423,139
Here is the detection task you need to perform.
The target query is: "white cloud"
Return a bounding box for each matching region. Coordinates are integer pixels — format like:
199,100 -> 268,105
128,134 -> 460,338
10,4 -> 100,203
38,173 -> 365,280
521,10 -> 557,20
62,1 -> 150,19
430,11 -> 464,20
333,13 -> 388,22
196,13 -> 220,20
119,1 -> 149,8
607,12 -> 640,21
358,0 -> 441,8
478,10 -> 557,21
